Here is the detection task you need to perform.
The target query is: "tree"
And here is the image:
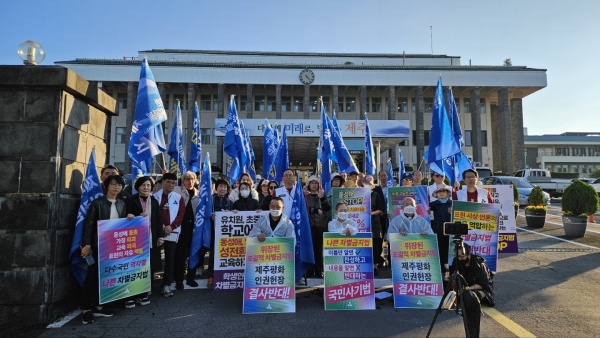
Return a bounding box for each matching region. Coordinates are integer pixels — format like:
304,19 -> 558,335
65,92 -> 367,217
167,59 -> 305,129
503,58 -> 512,66
590,168 -> 600,179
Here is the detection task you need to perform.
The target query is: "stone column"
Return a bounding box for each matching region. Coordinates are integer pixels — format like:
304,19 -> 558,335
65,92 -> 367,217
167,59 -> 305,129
388,86 -> 395,120
332,85 -> 339,113
490,104 -> 502,172
246,85 -> 253,118
511,98 -> 525,172
0,66 -> 115,326
217,84 -> 225,169
303,84 -> 310,119
275,84 -> 282,119
416,86 -> 425,163
470,88 -> 482,165
498,88 -> 513,174
360,85 -> 367,120
124,81 -> 136,174
186,83 -> 196,156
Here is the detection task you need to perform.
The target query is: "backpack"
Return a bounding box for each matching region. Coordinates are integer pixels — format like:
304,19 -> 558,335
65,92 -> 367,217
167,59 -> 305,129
475,256 -> 495,307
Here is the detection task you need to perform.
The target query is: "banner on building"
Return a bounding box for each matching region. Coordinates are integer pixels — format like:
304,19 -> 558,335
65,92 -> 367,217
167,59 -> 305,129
331,188 -> 371,232
97,216 -> 150,304
214,211 -> 268,292
481,185 -> 518,253
323,233 -> 375,311
243,237 -> 295,314
389,233 -> 443,309
387,186 -> 431,222
449,201 -> 501,272
215,118 -> 410,138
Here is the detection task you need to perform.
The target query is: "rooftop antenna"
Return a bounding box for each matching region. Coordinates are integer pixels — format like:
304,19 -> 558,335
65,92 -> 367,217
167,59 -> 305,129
430,26 -> 433,54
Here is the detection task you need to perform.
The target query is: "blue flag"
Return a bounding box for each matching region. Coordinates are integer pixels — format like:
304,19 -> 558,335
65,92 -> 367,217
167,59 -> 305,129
427,77 -> 461,164
429,156 -> 454,184
273,127 -> 289,183
263,120 -> 276,178
332,111 -> 342,136
328,116 -> 357,173
289,176 -> 315,281
189,154 -> 213,269
128,58 -> 167,165
224,96 -> 246,182
188,102 -> 201,173
387,160 -> 395,187
398,149 -> 405,183
454,151 -> 475,186
132,157 -> 152,179
240,121 -> 256,182
447,87 -> 465,147
364,114 -> 376,175
168,102 -> 186,179
70,149 -> 104,285
319,102 -> 333,194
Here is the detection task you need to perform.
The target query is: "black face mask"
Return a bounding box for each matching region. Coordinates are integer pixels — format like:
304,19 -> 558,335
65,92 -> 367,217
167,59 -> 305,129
457,256 -> 470,269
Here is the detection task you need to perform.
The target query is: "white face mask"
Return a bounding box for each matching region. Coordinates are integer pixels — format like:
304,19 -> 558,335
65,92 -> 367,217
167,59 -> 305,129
270,209 -> 282,217
240,190 -> 250,198
337,212 -> 348,220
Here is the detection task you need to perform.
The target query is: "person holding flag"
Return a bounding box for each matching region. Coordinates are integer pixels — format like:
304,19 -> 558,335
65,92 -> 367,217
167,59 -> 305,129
128,58 -> 167,181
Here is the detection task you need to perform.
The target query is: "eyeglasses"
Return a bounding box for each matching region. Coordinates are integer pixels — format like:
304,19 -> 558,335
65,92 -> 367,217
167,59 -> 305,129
403,178 -> 412,181
282,174 -> 294,178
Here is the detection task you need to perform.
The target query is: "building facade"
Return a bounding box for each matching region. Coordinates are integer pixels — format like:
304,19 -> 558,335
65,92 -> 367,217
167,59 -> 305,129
56,49 -> 547,175
524,132 -> 600,176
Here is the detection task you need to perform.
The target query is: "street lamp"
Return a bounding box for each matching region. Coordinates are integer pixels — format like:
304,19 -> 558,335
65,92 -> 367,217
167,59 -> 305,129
17,40 -> 45,65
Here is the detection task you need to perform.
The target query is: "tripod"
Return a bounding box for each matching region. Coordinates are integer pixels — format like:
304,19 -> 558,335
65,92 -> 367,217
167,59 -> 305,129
426,236 -> 471,338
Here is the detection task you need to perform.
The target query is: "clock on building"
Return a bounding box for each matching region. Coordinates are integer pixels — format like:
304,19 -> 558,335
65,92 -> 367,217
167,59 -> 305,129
299,69 -> 315,85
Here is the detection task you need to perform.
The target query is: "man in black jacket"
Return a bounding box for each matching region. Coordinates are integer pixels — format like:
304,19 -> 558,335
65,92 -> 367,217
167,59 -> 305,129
305,175 -> 331,277
449,243 -> 495,338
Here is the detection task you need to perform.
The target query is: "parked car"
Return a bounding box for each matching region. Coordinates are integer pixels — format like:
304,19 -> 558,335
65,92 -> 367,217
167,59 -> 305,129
482,176 -> 550,206
513,168 -> 571,197
572,178 -> 596,184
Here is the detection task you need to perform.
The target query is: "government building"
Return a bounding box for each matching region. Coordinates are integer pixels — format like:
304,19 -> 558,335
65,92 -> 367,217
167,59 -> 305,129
56,49 -> 547,176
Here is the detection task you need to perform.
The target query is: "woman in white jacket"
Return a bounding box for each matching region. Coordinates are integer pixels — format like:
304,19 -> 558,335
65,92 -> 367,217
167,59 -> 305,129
229,173 -> 259,202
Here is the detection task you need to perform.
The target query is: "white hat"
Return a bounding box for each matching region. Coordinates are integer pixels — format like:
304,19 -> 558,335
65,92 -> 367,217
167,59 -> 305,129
432,184 -> 452,197
307,175 -> 319,184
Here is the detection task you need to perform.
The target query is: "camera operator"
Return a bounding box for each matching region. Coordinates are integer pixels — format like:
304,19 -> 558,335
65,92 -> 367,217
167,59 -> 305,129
449,243 -> 495,338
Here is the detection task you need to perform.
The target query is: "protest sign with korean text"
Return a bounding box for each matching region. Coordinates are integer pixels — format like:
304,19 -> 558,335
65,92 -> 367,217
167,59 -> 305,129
98,216 -> 150,304
214,211 -> 268,292
331,188 -> 371,232
449,201 -> 501,272
323,232 -> 375,310
243,237 -> 295,314
389,233 -> 443,309
482,185 -> 518,253
388,186 -> 430,222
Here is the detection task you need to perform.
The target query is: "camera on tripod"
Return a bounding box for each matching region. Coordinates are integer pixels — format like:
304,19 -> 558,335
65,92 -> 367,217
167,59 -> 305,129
443,221 -> 469,237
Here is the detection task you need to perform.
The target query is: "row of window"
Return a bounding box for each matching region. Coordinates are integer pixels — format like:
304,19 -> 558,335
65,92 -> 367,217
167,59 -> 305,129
551,164 -> 600,173
116,93 -> 487,114
553,148 -> 600,156
115,127 -> 216,145
400,131 -> 488,147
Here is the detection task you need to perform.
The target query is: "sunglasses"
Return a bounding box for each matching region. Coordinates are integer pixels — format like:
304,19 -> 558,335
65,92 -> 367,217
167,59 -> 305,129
269,186 -> 277,190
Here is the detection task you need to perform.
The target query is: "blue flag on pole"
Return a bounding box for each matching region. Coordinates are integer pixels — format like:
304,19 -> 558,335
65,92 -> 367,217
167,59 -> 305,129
273,127 -> 289,183
188,102 -> 201,173
224,96 -> 246,182
387,160 -> 395,187
168,102 -> 186,180
447,87 -> 465,147
289,176 -> 315,281
263,120 -> 276,178
427,77 -> 461,164
70,149 -> 104,285
328,116 -> 357,173
365,114 -> 376,175
332,112 -> 342,136
128,58 -> 167,165
189,153 -> 213,269
240,121 -> 256,182
319,101 -> 333,194
398,149 -> 405,183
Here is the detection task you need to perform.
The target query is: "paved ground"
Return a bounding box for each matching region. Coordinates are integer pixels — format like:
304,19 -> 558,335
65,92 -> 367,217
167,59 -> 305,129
12,202 -> 600,337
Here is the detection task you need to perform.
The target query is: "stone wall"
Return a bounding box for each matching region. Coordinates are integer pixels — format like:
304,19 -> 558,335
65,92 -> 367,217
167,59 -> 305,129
0,66 -> 116,326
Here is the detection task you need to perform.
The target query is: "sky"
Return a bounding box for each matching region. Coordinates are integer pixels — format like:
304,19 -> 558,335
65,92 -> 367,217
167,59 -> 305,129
1,0 -> 598,136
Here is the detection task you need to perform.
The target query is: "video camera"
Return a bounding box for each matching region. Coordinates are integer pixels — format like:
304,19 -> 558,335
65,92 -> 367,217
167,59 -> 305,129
442,221 -> 469,236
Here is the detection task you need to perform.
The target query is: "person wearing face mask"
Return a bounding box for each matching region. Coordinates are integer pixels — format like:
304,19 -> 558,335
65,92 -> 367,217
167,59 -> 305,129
232,182 -> 261,211
249,197 -> 296,241
387,198 -> 433,239
124,176 -> 164,309
328,202 -> 359,236
429,184 -> 453,278
305,175 -> 331,277
449,243 -> 495,338
325,175 -> 345,223
207,179 -> 235,288
229,173 -> 259,202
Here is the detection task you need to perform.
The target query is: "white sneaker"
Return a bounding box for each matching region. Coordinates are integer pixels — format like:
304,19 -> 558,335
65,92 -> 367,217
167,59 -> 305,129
161,285 -> 173,297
